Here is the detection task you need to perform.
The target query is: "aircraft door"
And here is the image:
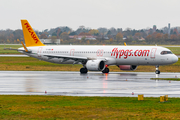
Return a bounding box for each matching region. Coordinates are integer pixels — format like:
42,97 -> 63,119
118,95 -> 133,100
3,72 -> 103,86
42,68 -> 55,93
150,48 -> 157,59
149,48 -> 157,64
70,49 -> 75,56
37,47 -> 43,57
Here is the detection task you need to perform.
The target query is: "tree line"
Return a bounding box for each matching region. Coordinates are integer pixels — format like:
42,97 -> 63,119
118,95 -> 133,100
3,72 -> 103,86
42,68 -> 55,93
0,25 -> 180,45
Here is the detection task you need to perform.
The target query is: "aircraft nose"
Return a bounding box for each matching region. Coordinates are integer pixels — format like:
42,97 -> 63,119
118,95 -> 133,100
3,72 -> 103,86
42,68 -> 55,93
172,55 -> 178,63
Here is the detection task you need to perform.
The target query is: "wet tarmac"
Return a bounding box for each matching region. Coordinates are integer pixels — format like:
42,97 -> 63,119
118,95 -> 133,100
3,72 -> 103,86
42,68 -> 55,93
0,71 -> 179,97
0,55 -> 28,57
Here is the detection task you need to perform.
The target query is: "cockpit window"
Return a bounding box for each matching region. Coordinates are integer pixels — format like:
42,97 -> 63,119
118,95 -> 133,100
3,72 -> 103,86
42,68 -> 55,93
161,51 -> 172,55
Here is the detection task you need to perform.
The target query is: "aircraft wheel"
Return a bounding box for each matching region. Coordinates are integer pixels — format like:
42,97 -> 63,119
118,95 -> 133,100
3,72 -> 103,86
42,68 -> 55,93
155,65 -> 160,74
155,70 -> 160,74
80,68 -> 88,74
102,67 -> 109,73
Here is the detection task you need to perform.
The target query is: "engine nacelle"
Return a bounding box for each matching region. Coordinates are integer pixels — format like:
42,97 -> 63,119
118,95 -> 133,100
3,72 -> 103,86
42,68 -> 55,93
118,65 -> 137,71
86,60 -> 105,71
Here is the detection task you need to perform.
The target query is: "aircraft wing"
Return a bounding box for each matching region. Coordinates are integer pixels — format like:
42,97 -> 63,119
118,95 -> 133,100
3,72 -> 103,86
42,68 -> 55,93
44,54 -> 88,63
44,54 -> 107,63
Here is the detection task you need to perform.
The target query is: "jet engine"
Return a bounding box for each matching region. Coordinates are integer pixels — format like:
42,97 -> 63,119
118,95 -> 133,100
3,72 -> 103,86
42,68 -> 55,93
118,65 -> 137,71
86,60 -> 105,71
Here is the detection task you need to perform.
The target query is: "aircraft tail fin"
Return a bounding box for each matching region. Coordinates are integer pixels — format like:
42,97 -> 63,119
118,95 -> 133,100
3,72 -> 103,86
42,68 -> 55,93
21,20 -> 45,47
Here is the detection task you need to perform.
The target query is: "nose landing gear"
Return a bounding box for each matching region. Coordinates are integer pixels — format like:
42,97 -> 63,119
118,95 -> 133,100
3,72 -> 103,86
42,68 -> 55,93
155,65 -> 160,74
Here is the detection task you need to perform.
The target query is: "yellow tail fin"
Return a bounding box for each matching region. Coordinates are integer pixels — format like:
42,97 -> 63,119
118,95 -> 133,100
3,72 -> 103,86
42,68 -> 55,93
21,20 -> 45,47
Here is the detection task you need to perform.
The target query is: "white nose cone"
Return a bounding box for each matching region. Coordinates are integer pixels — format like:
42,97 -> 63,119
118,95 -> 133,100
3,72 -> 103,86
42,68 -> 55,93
172,55 -> 178,63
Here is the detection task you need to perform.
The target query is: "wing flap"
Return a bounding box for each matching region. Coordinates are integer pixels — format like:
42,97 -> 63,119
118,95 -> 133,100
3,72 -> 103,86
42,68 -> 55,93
43,54 -> 107,63
44,54 -> 88,61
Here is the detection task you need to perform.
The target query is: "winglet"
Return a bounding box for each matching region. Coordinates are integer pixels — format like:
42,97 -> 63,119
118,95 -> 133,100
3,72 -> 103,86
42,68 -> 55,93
21,20 -> 45,47
124,42 -> 127,46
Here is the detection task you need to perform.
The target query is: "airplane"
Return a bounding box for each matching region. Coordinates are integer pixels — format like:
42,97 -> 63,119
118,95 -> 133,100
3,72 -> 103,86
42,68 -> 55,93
15,20 -> 178,74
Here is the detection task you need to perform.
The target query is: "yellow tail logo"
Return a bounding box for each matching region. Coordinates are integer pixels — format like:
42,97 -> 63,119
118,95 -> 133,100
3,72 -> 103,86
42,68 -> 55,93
21,20 -> 45,47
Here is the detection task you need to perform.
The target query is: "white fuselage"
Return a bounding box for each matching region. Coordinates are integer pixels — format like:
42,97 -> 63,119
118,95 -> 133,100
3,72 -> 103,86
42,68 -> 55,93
18,45 -> 178,66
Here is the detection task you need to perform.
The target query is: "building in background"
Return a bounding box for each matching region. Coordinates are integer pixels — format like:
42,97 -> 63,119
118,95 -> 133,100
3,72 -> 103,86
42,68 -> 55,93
162,27 -> 168,34
176,27 -> 180,33
40,39 -> 60,45
153,25 -> 156,33
168,23 -> 171,35
69,35 -> 96,40
173,28 -> 179,35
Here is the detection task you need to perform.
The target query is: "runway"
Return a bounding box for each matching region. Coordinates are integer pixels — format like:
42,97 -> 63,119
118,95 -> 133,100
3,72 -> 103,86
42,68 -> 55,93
0,71 -> 179,97
0,54 -> 28,57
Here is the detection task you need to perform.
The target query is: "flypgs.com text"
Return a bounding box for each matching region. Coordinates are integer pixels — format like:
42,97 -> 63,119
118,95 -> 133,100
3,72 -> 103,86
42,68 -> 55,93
111,48 -> 150,59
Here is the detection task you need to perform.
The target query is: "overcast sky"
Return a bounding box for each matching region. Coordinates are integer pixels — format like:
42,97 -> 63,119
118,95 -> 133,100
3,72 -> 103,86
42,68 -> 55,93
0,0 -> 180,31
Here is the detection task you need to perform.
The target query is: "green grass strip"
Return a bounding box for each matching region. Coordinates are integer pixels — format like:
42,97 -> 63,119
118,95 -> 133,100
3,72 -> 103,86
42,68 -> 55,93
0,57 -> 180,72
151,78 -> 180,81
0,95 -> 180,119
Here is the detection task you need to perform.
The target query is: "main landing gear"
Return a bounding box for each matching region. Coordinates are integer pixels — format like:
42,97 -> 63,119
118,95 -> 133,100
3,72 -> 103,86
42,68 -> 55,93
80,67 -> 88,74
80,67 -> 110,74
155,65 -> 160,74
102,67 -> 109,73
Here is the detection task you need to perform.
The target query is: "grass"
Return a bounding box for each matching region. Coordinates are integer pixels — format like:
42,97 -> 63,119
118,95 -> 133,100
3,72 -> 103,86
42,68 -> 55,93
0,57 -> 82,71
0,95 -> 180,119
0,57 -> 180,72
166,47 -> 180,55
0,44 -> 22,54
150,78 -> 180,81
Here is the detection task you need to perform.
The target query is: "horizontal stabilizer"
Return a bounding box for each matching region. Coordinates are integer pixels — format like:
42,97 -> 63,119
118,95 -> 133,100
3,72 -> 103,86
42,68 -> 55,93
4,48 -> 18,50
21,41 -> 28,52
